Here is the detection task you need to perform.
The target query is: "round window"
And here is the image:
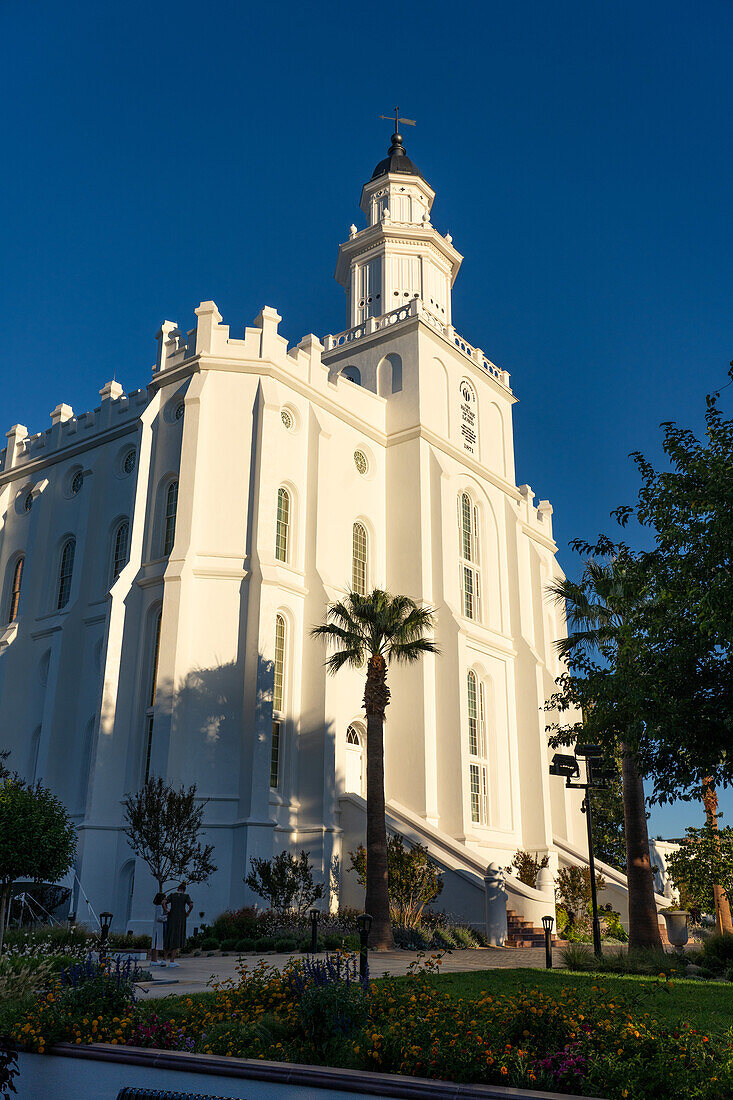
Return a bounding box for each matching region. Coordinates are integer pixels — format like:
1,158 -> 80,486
24,490 -> 33,513
354,450 -> 368,476
71,470 -> 84,495
122,449 -> 136,475
174,401 -> 184,421
281,409 -> 293,430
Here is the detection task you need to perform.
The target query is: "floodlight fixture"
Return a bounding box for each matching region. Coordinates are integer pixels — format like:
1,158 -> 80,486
549,754 -> 580,779
576,744 -> 603,759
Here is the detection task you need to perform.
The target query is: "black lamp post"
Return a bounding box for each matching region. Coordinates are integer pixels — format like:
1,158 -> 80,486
99,911 -> 113,966
541,914 -> 554,969
549,744 -> 611,959
357,912 -> 372,980
309,908 -> 320,954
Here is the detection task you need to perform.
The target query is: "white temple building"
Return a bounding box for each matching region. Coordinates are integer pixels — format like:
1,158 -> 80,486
0,129 -> 646,935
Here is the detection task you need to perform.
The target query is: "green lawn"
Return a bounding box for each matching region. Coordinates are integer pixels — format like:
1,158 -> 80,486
424,968 -> 733,1036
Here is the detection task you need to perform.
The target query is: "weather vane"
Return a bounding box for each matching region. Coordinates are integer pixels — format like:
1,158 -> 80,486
379,106 -> 416,133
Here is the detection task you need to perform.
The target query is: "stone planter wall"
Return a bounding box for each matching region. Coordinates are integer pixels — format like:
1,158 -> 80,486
15,1043 -> 601,1100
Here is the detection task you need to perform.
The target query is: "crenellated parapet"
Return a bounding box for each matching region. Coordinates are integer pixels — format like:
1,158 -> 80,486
1,382 -> 148,475
518,484 -> 555,542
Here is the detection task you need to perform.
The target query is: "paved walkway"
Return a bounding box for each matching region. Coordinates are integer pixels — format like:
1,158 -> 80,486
138,946 -> 565,1000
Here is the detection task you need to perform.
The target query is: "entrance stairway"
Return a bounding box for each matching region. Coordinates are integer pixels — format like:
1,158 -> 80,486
506,908 -> 556,948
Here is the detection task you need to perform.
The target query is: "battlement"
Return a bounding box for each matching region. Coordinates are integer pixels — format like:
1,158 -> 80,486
154,301 -> 388,425
518,484 -> 555,541
2,384 -> 149,475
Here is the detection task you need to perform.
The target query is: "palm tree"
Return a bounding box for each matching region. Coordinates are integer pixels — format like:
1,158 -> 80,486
312,590 -> 437,949
550,559 -> 662,950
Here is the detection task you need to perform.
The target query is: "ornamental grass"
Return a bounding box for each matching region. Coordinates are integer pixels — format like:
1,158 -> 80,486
9,952 -> 733,1099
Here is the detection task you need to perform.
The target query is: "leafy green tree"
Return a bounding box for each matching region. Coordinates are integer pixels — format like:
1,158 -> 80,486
548,554 -> 662,949
312,590 -> 438,949
244,850 -> 325,917
122,777 -> 217,898
0,776 -> 77,952
667,815 -> 733,919
591,758 -> 627,871
612,366 -> 733,798
349,833 -> 443,928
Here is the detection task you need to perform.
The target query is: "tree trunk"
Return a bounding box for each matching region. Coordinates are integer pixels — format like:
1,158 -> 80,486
363,654 -> 394,950
702,779 -> 733,934
0,884 -> 10,955
621,744 -> 662,950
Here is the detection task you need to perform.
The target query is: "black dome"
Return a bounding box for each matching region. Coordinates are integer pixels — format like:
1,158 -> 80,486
371,131 -> 424,181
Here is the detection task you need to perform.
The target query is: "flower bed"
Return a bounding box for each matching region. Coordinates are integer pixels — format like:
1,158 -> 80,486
6,953 -> 733,1099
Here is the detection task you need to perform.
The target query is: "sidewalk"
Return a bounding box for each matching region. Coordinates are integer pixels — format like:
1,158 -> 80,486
138,946 -> 561,999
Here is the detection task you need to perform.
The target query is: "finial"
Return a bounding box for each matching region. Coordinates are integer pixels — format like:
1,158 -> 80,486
379,106 -> 416,157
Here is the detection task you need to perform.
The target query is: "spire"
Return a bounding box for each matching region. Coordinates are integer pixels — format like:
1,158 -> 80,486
372,107 -> 423,180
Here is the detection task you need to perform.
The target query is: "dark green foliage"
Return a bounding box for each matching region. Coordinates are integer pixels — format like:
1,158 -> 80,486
698,932 -> 733,974
561,943 -> 682,976
59,956 -> 138,1017
590,761 -> 627,871
122,777 -> 216,896
509,850 -> 549,887
0,777 -> 77,952
244,850 -> 325,917
220,938 -> 238,952
210,907 -> 258,943
667,816 -> 733,916
198,937 -> 218,951
349,833 -> 443,926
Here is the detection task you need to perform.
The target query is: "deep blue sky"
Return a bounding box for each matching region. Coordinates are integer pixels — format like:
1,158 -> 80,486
4,1 -> 732,836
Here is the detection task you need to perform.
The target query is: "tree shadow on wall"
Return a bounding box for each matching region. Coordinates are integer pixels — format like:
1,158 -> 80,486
173,653 -> 275,793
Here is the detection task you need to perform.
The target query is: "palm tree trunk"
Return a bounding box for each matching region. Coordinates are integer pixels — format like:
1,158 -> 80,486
363,654 -> 394,950
621,744 -> 662,949
702,779 -> 733,934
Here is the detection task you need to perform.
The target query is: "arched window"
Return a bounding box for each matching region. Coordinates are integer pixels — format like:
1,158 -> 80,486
457,492 -> 481,620
142,610 -> 162,782
111,520 -> 130,582
7,556 -> 24,623
271,613 -> 287,790
467,670 -> 488,825
57,538 -> 76,609
275,488 -> 290,563
352,522 -> 368,595
341,366 -> 361,386
163,482 -> 178,555
345,723 -> 365,796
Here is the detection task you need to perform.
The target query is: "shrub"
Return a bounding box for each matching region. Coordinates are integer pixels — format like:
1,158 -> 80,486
2,923 -> 94,960
274,937 -> 298,953
128,1014 -> 195,1052
58,956 -> 139,1016
235,938 -> 257,952
509,850 -> 549,888
198,937 -> 219,951
108,932 -> 151,950
561,943 -> 686,977
255,937 -> 277,952
244,851 -> 325,917
0,955 -> 56,1001
699,932 -> 733,973
349,834 -> 443,927
210,906 -> 259,943
220,938 -> 239,952
555,866 -> 606,936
